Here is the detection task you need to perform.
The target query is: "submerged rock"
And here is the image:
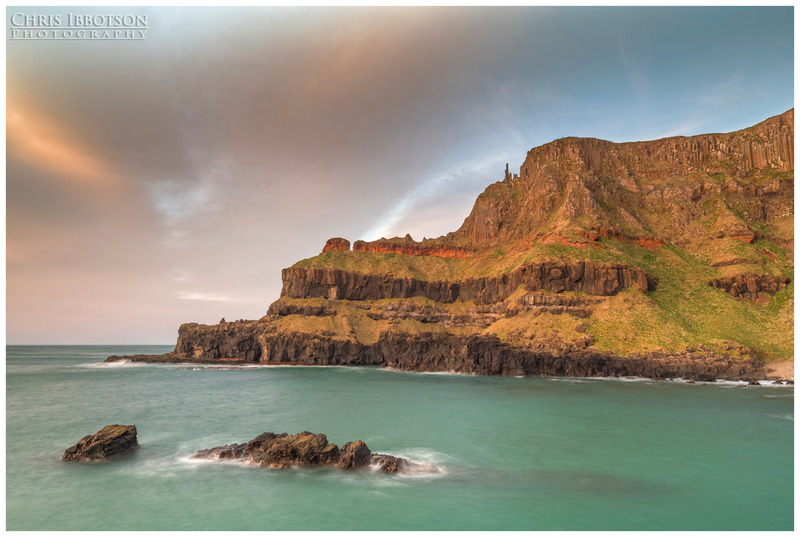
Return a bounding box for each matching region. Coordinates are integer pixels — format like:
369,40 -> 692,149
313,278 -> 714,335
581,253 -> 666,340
371,453 -> 407,473
62,424 -> 138,462
191,431 -> 409,474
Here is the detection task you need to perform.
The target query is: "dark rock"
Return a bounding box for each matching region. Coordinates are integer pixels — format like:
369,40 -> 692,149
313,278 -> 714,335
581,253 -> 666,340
708,273 -> 790,304
267,302 -> 336,317
62,425 -> 138,462
108,327 -> 764,382
748,379 -> 760,386
280,260 -> 657,305
260,431 -> 339,469
192,432 -> 407,474
337,441 -> 372,470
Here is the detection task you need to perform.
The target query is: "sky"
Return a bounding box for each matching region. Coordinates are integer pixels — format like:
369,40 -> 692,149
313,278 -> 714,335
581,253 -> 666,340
6,6 -> 794,344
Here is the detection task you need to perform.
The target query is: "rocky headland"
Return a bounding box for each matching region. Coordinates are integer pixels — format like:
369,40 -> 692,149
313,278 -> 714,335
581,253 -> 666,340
108,110 -> 794,381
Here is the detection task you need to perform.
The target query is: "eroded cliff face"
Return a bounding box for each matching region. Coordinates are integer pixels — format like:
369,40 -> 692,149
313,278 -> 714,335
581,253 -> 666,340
352,237 -> 475,258
281,261 -> 656,304
522,109 -> 793,181
455,110 -> 794,246
175,320 -> 264,362
108,325 -> 763,382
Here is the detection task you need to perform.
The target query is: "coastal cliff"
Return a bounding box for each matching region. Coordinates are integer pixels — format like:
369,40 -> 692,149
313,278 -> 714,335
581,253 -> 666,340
280,261 -> 657,303
108,110 -> 794,380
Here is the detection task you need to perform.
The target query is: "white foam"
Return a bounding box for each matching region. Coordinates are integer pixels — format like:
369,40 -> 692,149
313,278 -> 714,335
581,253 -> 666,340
177,454 -> 251,467
79,359 -> 148,368
585,375 -> 650,382
370,447 -> 454,479
380,366 -> 472,376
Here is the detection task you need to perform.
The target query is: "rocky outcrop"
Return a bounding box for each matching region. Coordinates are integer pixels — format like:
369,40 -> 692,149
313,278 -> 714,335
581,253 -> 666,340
281,261 -> 657,304
374,332 -> 759,380
728,228 -> 761,244
259,329 -> 373,366
62,425 -> 139,462
578,227 -> 665,250
455,110 -> 793,246
338,440 -> 373,470
506,292 -> 601,318
267,302 -> 336,317
191,431 -> 409,473
107,329 -> 762,382
352,235 -> 475,258
360,293 -> 600,327
520,109 -> 793,183
174,320 -> 264,362
322,238 -> 350,253
709,273 -> 791,304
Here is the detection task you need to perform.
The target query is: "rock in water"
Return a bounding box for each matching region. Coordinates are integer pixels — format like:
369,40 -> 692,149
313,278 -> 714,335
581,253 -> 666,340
191,431 -> 409,473
62,425 -> 138,462
338,440 -> 372,470
259,431 -> 340,468
371,453 -> 408,473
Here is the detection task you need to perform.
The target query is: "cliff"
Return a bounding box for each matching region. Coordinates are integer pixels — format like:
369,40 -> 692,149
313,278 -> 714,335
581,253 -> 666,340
108,110 -> 795,380
456,111 -> 793,248
280,261 -> 657,303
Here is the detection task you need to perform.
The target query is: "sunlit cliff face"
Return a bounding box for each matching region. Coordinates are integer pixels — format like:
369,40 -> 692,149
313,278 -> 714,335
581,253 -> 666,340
6,6 -> 794,343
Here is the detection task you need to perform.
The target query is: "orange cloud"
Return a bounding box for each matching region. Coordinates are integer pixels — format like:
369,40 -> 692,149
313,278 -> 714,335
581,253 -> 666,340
7,102 -> 118,190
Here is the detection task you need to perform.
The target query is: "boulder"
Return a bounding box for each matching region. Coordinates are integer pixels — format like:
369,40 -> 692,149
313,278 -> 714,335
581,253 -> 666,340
192,431 -> 409,473
62,424 -> 138,462
337,440 -> 372,470
260,431 -> 339,468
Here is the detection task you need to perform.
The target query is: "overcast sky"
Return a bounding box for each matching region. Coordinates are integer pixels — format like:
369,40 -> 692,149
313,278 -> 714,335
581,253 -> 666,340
6,6 -> 794,343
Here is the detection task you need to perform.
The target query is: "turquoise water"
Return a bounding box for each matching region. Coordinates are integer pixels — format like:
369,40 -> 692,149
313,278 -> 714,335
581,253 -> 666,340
6,345 -> 794,530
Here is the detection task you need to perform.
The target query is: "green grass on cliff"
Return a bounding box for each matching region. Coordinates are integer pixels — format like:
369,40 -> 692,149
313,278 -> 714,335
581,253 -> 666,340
286,232 -> 793,362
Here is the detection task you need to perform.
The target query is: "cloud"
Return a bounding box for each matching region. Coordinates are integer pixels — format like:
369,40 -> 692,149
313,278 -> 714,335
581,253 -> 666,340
177,291 -> 230,301
363,155 -> 508,241
6,102 -> 120,192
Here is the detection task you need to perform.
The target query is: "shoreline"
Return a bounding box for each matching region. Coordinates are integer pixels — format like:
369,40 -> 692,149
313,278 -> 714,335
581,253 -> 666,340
103,354 -> 794,385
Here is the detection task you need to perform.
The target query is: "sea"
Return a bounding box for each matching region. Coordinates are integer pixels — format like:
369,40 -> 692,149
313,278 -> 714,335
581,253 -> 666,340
5,345 -> 794,531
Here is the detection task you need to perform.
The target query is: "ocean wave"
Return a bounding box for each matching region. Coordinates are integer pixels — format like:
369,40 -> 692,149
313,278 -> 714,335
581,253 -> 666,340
77,360 -> 157,369
768,413 -> 794,421
371,447 -> 454,479
380,366 -> 473,377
